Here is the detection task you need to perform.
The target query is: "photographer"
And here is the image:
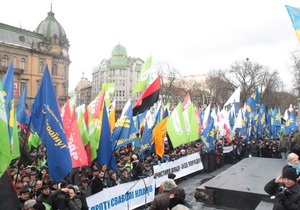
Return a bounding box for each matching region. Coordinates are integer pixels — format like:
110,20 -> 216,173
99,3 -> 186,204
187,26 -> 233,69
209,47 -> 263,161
264,166 -> 300,209
64,186 -> 82,210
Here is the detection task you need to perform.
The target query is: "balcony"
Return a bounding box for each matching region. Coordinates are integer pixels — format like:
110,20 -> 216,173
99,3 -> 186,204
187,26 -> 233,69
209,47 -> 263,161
0,65 -> 24,75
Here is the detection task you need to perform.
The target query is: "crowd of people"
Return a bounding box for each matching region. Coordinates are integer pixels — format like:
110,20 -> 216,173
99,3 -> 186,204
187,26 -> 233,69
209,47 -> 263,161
10,130 -> 300,210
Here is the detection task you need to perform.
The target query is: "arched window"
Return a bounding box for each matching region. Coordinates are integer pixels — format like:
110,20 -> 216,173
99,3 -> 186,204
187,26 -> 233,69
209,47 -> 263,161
39,61 -> 45,73
20,58 -> 26,70
13,57 -> 18,69
2,55 -> 8,67
52,64 -> 58,75
62,83 -> 68,97
63,66 -> 67,79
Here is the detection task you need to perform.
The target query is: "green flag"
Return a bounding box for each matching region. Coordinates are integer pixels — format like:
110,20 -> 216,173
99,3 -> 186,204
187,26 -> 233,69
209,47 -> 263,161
184,103 -> 199,142
28,132 -> 42,150
11,112 -> 20,159
133,56 -> 152,94
0,82 -> 11,177
166,102 -> 189,148
101,83 -> 115,95
77,110 -> 89,146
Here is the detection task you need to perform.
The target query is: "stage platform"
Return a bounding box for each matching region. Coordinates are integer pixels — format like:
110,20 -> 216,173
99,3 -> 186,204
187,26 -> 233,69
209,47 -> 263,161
195,157 -> 287,210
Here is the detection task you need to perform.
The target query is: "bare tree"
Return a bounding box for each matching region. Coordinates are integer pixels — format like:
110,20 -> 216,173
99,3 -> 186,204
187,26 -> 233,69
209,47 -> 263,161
154,61 -> 181,106
290,50 -> 300,95
206,70 -> 235,107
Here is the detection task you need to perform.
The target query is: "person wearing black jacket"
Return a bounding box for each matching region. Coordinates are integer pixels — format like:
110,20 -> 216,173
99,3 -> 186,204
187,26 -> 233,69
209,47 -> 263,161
264,166 -> 300,209
91,170 -> 107,194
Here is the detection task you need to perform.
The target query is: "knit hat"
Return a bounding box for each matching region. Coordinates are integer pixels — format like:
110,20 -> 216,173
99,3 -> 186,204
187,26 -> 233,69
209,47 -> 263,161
282,166 -> 297,182
58,180 -> 68,189
40,185 -> 50,190
33,203 -> 46,210
168,173 -> 176,180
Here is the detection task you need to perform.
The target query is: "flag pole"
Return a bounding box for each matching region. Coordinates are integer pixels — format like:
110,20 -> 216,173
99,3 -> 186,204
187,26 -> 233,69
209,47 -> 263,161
15,117 -> 32,186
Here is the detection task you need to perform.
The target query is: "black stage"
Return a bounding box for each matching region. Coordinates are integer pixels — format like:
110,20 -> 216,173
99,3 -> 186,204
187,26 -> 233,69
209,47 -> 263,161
195,157 -> 286,210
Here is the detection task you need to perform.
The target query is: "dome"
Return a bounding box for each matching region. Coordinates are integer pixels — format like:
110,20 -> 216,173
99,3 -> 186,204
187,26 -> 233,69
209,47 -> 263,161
112,44 -> 127,56
35,10 -> 66,44
110,44 -> 128,67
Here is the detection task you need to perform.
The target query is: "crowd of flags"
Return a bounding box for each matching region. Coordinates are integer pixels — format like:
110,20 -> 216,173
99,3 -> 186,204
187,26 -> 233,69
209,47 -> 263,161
0,56 -> 300,185
0,49 -> 300,209
0,4 -> 300,208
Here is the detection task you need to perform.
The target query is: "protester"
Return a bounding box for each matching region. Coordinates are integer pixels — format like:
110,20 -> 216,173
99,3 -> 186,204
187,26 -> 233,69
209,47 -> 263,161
107,172 -> 120,187
23,199 -> 36,210
149,179 -> 176,210
141,163 -> 153,177
32,203 -> 46,210
64,186 -> 82,210
91,170 -> 108,194
119,168 -> 133,183
36,184 -> 69,209
168,186 -> 191,209
79,178 -> 92,197
264,166 -> 300,209
19,187 -> 30,209
278,134 -> 291,159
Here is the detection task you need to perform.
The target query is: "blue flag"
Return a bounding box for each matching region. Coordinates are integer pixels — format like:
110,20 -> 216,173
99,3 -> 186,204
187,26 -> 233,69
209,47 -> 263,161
2,61 -> 20,159
2,61 -> 14,120
111,100 -> 137,150
140,122 -> 153,154
96,103 -> 118,172
30,66 -> 72,182
285,111 -> 298,134
132,110 -> 147,152
17,86 -> 28,125
257,103 -> 266,139
200,118 -> 215,152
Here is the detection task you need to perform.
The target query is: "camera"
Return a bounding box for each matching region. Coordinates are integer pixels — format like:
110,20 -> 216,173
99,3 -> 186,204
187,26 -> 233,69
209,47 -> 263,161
279,186 -> 290,194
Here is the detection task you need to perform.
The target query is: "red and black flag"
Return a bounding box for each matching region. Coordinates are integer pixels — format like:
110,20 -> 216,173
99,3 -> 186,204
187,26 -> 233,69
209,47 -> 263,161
133,76 -> 160,116
0,170 -> 20,209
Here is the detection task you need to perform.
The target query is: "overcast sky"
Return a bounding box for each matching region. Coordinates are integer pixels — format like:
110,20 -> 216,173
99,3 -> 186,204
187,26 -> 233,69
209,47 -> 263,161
1,0 -> 300,91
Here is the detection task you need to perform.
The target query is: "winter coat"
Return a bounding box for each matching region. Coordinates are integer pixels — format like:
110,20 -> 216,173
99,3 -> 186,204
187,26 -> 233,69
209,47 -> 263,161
264,179 -> 300,210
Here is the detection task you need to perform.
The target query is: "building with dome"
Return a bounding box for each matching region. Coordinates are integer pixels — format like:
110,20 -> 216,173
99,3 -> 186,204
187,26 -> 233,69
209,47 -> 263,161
0,7 -> 70,107
92,44 -> 144,110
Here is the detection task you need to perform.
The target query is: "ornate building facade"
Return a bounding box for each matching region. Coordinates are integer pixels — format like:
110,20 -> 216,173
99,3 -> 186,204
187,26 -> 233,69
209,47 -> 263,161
0,8 -> 70,107
91,44 -> 144,110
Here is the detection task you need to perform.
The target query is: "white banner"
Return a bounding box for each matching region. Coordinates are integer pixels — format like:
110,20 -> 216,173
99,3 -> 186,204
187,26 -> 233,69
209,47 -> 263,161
87,177 -> 155,210
223,145 -> 233,153
153,153 -> 203,187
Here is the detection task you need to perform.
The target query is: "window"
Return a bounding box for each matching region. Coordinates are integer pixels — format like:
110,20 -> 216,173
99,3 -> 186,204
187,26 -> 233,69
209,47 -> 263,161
52,64 -> 58,75
13,57 -> 18,69
20,81 -> 27,96
37,80 -> 42,89
2,55 -> 8,67
53,84 -> 57,95
20,58 -> 26,70
63,66 -> 67,79
39,61 -> 45,73
63,83 -> 67,97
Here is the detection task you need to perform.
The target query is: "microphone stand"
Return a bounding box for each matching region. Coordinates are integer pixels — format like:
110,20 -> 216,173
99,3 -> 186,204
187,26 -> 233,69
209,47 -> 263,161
125,178 -> 141,210
140,176 -> 149,210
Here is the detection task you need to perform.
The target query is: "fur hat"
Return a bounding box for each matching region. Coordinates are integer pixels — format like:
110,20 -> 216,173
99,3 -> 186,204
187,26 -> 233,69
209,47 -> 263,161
282,166 -> 297,182
162,179 -> 176,191
24,199 -> 36,209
